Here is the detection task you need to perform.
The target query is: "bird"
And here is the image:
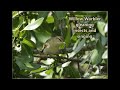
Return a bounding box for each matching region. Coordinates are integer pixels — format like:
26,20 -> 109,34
41,36 -> 65,55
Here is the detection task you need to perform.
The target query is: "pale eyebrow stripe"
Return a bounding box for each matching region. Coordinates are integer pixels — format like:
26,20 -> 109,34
57,37 -> 63,42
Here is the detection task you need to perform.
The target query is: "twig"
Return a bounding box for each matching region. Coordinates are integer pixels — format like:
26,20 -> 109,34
33,55 -> 83,62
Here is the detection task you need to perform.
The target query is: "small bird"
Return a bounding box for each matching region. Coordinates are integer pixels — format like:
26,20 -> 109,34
41,36 -> 64,55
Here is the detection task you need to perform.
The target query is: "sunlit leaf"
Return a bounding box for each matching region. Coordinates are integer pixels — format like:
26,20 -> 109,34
12,11 -> 18,18
23,17 -> 44,30
104,23 -> 108,33
22,38 -> 36,48
93,65 -> 100,75
59,42 -> 65,49
30,35 -> 36,44
89,75 -> 108,79
45,69 -> 53,75
12,11 -> 24,18
41,58 -> 54,65
19,30 -> 26,38
80,64 -> 89,72
59,68 -> 63,77
56,66 -> 61,73
97,21 -> 106,36
102,49 -> 108,59
71,34 -> 78,42
39,71 -> 47,76
46,16 -> 54,23
62,61 -> 71,68
30,19 -> 35,24
83,72 -> 90,78
30,67 -> 46,74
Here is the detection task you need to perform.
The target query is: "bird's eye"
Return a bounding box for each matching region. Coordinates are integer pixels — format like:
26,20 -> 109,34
57,37 -> 63,42
44,43 -> 50,48
44,44 -> 48,47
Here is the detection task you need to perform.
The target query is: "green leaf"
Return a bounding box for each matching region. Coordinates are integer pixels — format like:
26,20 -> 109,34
15,56 -> 29,70
69,39 -> 85,58
20,44 -> 33,63
71,34 -> 78,42
102,49 -> 108,59
15,54 -> 32,65
56,66 -> 61,73
59,68 -> 63,77
23,17 -> 44,30
30,67 -> 46,74
91,49 -> 99,65
41,58 -> 54,65
72,38 -> 80,50
17,16 -> 24,30
19,30 -> 26,38
19,70 -> 29,76
97,21 -> 106,36
34,30 -> 51,44
64,66 -> 80,78
80,64 -> 89,72
12,16 -> 24,31
12,11 -> 23,18
12,17 -> 19,30
15,59 -> 26,70
91,42 -> 103,65
59,42 -> 65,49
55,11 -> 67,20
24,62 -> 34,68
13,29 -> 19,37
96,39 -> 104,54
12,11 -> 18,18
46,15 -> 54,23
21,44 -> 33,57
62,61 -> 71,68
45,69 -> 53,75
65,17 -> 71,47
104,23 -> 108,33
22,38 -> 36,48
101,35 -> 107,46
89,75 -> 108,79
38,11 -> 49,18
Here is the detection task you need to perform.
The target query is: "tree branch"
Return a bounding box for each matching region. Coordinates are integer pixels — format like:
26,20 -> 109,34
33,55 -> 83,62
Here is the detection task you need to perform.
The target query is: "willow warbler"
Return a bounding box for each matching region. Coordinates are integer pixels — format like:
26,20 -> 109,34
41,36 -> 64,54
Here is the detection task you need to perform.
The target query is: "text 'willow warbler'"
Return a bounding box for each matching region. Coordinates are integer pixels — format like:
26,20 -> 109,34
41,36 -> 65,54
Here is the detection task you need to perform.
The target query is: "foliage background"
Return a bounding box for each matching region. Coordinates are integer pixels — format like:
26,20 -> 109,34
12,11 -> 108,79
